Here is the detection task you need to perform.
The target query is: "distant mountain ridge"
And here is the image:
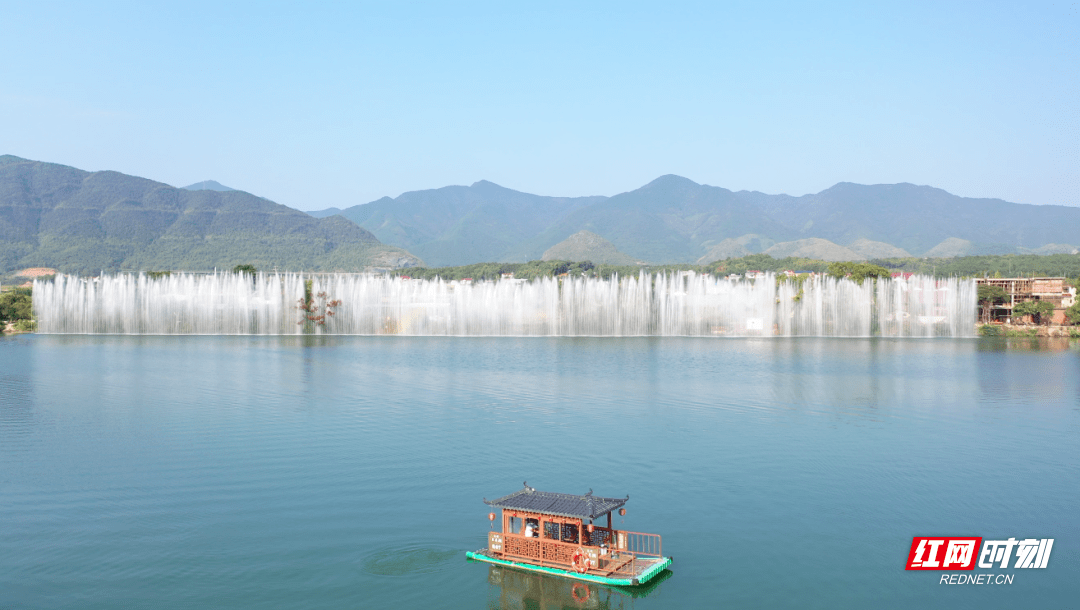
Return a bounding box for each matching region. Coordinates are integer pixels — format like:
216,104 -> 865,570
327,180 -> 606,267
0,156 -> 421,274
314,175 -> 1080,266
182,180 -> 235,192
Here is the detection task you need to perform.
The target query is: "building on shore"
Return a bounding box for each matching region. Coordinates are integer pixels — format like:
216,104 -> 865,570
975,277 -> 1076,324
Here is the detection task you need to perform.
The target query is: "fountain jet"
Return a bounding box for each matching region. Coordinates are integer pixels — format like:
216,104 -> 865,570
33,272 -> 976,337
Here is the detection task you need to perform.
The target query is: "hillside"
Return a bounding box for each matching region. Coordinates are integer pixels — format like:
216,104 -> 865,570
0,156 -> 421,274
317,180 -> 607,267
763,238 -> 864,261
314,175 -> 1080,265
541,231 -> 642,265
847,238 -> 912,259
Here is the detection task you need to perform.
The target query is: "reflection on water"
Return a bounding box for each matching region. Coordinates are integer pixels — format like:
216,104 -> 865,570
0,374 -> 33,427
976,337 -> 1080,352
485,565 -> 672,609
0,336 -> 37,433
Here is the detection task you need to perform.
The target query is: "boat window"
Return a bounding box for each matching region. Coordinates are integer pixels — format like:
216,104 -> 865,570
508,516 -> 522,534
561,523 -> 579,544
543,521 -> 560,540
587,528 -> 612,547
524,518 -> 539,537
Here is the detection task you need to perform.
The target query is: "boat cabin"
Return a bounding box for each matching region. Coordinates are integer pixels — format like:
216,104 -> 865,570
467,483 -> 671,586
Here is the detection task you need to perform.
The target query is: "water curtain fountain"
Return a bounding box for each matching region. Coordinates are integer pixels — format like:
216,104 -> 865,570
33,272 -> 977,336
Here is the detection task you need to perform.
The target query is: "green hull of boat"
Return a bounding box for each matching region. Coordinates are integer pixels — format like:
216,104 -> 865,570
465,550 -> 672,587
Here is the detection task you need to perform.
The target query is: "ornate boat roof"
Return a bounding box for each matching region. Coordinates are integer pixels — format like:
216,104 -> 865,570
484,482 -> 628,520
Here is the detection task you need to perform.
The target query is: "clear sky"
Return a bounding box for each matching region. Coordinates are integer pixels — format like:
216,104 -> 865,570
2,1 -> 1077,210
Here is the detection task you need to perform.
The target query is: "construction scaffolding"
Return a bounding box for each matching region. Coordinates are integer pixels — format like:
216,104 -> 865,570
975,277 -> 1076,324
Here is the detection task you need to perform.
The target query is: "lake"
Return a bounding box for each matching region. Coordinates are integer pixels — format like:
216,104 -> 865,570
1,335 -> 1076,609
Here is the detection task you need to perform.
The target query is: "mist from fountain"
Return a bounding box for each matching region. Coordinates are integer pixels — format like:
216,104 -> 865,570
33,271 -> 977,336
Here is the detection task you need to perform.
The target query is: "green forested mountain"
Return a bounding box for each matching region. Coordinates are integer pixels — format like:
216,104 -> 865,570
509,178 -> 1080,262
326,180 -> 607,267
5,154 -> 1078,273
315,175 -> 1080,266
0,156 -> 421,274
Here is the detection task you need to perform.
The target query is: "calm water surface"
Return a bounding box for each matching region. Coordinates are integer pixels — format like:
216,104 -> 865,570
1,335 -> 1077,609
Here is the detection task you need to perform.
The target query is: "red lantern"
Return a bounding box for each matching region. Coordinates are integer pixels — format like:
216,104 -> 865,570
618,508 -> 626,516
587,523 -> 595,533
488,512 -> 496,521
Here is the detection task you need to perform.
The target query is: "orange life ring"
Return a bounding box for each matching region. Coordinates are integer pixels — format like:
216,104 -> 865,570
571,582 -> 591,603
570,547 -> 590,574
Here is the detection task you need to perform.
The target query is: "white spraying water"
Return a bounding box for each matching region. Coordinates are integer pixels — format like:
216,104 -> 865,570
33,272 -> 977,336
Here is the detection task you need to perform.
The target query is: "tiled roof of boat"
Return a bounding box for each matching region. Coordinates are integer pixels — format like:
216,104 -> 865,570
484,483 -> 628,520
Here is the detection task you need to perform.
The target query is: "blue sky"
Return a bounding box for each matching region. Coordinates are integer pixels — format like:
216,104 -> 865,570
2,1 -> 1077,210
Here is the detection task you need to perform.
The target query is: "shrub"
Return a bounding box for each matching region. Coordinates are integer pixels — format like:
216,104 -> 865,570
1013,300 -> 1055,325
826,262 -> 892,284
1065,302 -> 1080,326
0,288 -> 33,323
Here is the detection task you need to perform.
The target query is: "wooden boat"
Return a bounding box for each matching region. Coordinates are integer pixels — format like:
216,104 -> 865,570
466,482 -> 673,587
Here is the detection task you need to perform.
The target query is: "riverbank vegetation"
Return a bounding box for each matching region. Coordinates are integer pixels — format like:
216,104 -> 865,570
0,286 -> 35,332
979,324 -> 1080,338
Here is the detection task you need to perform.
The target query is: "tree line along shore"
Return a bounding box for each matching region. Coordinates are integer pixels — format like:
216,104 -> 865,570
386,253 -> 1080,282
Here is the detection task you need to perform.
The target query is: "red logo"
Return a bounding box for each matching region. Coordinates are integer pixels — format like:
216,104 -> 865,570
906,537 -> 983,570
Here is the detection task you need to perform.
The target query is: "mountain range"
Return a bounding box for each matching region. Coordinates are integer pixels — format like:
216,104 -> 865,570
325,180 -> 605,267
0,156 -> 420,275
3,154 -> 1078,275
317,175 -> 1080,267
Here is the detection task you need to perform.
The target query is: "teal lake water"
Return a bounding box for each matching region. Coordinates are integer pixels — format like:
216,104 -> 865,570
1,335 -> 1077,609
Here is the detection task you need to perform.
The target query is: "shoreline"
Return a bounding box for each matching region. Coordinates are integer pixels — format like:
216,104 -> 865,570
978,323 -> 1080,338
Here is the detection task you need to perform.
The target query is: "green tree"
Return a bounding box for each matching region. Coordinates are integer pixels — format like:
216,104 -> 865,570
827,262 -> 892,284
1065,302 -> 1080,326
233,264 -> 257,275
1012,300 -> 1054,325
977,284 -> 1009,323
0,287 -> 34,331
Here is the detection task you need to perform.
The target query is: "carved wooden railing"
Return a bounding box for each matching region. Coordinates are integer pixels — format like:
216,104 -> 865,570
489,528 -> 662,575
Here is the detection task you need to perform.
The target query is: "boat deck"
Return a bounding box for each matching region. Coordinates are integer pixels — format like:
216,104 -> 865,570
466,548 -> 672,587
